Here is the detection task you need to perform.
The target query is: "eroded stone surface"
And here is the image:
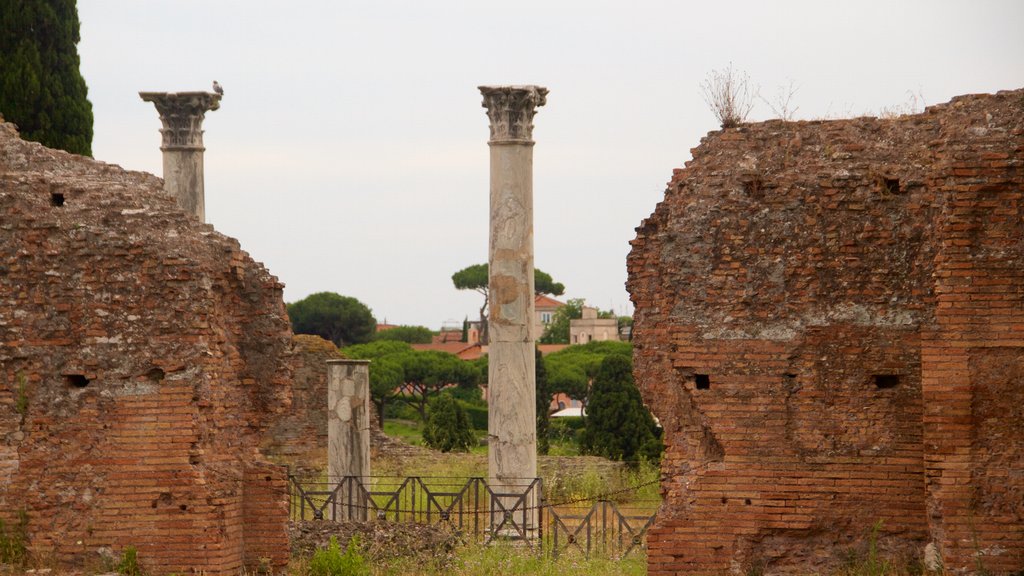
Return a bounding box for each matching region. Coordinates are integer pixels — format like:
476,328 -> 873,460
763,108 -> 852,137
628,90 -> 1024,574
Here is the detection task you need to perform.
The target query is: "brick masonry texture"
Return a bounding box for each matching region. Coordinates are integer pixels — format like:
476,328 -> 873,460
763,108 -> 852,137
627,90 -> 1023,574
262,334 -> 398,478
0,120 -> 292,574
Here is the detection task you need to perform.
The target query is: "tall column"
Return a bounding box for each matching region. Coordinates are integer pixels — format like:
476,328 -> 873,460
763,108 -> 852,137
139,91 -> 221,222
327,359 -> 371,521
480,85 -> 547,522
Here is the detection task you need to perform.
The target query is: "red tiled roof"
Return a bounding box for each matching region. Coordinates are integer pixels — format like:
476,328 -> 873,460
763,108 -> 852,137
411,342 -> 484,361
534,294 -> 565,309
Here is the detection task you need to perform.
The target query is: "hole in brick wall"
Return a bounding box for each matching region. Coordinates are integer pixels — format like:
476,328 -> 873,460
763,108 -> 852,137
146,367 -> 165,382
51,193 -> 65,207
721,497 -> 728,504
695,374 -> 711,390
742,177 -> 765,198
65,374 -> 89,388
882,177 -> 901,194
745,498 -> 752,505
874,374 -> 900,389
179,504 -> 187,511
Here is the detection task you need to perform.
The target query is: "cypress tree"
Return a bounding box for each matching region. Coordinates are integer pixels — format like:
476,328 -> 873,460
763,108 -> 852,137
580,354 -> 663,464
422,394 -> 474,453
535,346 -> 551,455
0,0 -> 93,156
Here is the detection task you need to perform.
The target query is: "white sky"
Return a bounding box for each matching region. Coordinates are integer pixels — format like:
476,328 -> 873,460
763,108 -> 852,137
77,1 -> 1023,329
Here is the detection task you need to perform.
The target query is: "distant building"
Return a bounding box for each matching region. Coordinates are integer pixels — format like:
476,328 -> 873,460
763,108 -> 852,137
534,294 -> 565,338
570,306 -> 619,344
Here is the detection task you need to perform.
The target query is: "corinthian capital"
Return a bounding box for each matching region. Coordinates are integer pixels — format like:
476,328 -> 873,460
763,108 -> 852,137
139,91 -> 222,150
479,85 -> 548,144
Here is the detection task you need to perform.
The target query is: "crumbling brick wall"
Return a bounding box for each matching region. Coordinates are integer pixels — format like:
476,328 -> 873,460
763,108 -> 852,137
262,334 -> 392,478
0,120 -> 293,574
627,89 -> 1023,574
262,334 -> 340,477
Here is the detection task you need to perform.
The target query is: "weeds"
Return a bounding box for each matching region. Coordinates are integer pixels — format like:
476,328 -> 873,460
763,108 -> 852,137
14,373 -> 29,418
701,62 -> 755,128
840,520 -> 894,576
0,510 -> 28,567
116,545 -> 142,576
308,536 -> 370,576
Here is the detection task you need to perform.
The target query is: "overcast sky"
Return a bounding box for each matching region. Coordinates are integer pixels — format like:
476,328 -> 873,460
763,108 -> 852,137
76,1 -> 1023,329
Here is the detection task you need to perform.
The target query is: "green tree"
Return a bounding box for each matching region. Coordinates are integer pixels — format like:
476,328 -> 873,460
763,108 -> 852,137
0,1 -> 93,156
343,340 -> 412,423
422,393 -> 475,453
452,263 -> 565,345
543,340 -> 632,410
374,325 -> 433,344
580,355 -> 663,464
399,350 -> 479,422
287,292 -> 376,347
535,347 -> 551,455
344,342 -> 479,423
540,299 -> 617,344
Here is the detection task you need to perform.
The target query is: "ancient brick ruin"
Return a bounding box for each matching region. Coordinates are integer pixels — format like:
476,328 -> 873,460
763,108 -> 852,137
628,90 -> 1023,574
0,120 -> 292,574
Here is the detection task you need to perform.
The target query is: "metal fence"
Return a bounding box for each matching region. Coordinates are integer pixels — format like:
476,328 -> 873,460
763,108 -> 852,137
288,474 -> 658,558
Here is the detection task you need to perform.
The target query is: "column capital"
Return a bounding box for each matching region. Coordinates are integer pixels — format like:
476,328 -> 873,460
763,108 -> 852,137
479,85 -> 548,144
139,91 -> 221,150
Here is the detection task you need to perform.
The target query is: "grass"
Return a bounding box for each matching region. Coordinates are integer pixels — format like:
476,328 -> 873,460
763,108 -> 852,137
289,542 -> 647,576
383,419 -> 489,455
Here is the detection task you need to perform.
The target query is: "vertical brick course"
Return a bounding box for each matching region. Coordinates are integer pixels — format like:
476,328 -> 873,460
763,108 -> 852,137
628,90 -> 1023,574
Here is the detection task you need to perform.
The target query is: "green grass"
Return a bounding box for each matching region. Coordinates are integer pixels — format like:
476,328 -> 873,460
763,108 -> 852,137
384,419 -> 488,454
383,419 -> 426,446
326,542 -> 648,576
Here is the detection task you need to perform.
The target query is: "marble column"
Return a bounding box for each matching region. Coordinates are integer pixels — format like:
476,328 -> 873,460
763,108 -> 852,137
327,359 -> 371,521
139,91 -> 221,222
480,85 -> 547,525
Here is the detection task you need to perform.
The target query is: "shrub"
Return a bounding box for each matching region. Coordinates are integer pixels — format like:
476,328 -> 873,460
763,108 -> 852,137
309,536 -> 370,576
700,62 -> 755,128
422,394 -> 475,453
456,399 -> 488,431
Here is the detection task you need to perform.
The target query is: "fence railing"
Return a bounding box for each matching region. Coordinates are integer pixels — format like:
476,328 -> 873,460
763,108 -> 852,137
288,474 -> 658,558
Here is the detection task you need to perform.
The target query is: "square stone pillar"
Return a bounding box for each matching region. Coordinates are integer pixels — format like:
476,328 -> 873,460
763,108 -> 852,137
327,359 -> 371,521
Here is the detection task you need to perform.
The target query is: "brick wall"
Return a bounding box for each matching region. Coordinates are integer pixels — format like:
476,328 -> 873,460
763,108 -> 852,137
628,90 -> 1023,574
0,121 -> 292,574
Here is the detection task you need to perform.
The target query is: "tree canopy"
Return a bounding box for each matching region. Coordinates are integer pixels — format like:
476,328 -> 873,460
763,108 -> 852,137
343,341 -> 479,423
287,292 -> 376,347
374,325 -> 434,344
0,0 -> 93,156
539,299 -> 617,344
422,394 -> 475,453
342,340 -> 412,422
452,263 -> 565,344
543,340 -> 632,410
579,354 -> 663,464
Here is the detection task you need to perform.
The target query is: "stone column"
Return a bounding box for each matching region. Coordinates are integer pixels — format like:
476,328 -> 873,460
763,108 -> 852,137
139,91 -> 221,222
480,85 -> 547,530
327,359 -> 371,521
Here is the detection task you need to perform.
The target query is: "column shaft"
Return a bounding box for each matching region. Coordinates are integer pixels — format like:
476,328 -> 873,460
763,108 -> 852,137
480,85 -> 547,533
